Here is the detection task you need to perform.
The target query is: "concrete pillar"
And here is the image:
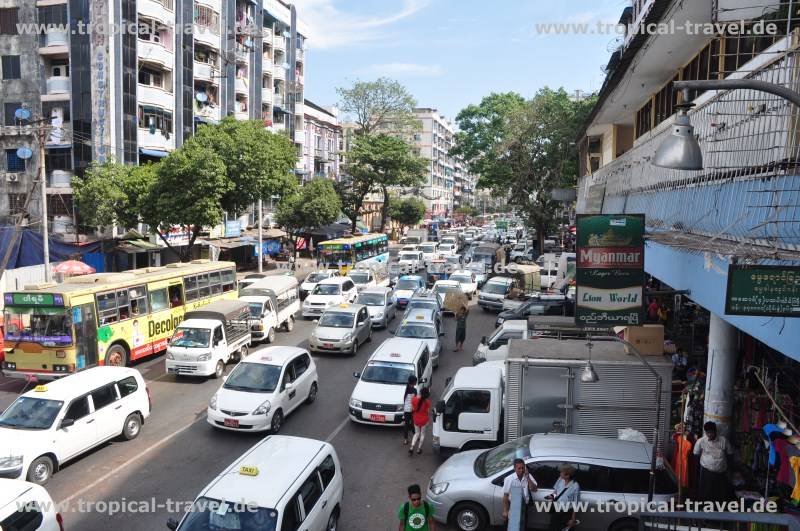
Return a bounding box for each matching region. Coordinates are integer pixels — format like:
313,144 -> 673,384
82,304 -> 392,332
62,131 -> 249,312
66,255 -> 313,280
703,313 -> 739,438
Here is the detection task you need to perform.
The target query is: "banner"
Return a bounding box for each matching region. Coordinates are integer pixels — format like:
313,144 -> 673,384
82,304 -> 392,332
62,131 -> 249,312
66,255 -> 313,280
575,214 -> 645,327
725,265 -> 800,317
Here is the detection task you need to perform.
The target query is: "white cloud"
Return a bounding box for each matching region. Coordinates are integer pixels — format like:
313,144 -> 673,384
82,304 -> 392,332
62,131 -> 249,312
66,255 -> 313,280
294,0 -> 430,49
359,62 -> 443,77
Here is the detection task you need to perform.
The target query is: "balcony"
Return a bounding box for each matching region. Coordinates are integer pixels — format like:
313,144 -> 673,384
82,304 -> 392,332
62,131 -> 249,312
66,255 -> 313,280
45,76 -> 71,96
273,35 -> 286,51
40,29 -> 68,55
295,48 -> 304,62
193,61 -> 219,82
273,66 -> 285,80
235,111 -> 249,121
235,44 -> 250,63
193,24 -> 221,48
293,101 -> 303,116
138,0 -> 175,24
294,129 -> 304,144
46,124 -> 72,147
49,170 -> 73,188
138,85 -> 175,109
261,88 -> 273,103
137,127 -> 175,151
138,40 -> 174,68
195,104 -> 221,123
262,60 -> 273,74
235,77 -> 248,94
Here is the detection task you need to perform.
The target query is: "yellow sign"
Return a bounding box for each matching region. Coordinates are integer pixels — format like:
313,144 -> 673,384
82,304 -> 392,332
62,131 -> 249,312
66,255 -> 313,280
34,385 -> 48,392
239,465 -> 259,477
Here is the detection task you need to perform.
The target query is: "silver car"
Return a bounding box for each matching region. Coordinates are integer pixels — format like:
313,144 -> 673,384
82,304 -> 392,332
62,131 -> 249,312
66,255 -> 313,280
427,433 -> 677,531
405,292 -> 444,331
308,303 -> 372,355
357,287 -> 397,328
394,308 -> 443,369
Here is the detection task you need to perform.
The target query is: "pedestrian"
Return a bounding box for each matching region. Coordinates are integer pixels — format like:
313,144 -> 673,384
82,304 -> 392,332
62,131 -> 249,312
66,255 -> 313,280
402,375 -> 418,446
397,484 -> 436,531
658,304 -> 669,327
547,464 -> 580,531
409,387 -> 431,455
647,298 -> 660,323
454,305 -> 468,352
502,458 -> 538,523
694,421 -> 734,502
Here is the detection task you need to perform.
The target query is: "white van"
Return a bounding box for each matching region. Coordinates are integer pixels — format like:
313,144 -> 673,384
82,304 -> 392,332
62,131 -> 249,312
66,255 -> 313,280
302,278 -> 358,318
0,366 -> 151,485
167,436 -> 343,531
397,250 -> 424,272
239,275 -> 300,342
0,479 -> 63,530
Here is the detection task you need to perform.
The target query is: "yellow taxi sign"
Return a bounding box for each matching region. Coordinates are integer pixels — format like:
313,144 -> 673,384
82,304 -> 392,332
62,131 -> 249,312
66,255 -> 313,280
34,385 -> 48,392
239,465 -> 259,477
415,315 -> 424,320
338,303 -> 349,308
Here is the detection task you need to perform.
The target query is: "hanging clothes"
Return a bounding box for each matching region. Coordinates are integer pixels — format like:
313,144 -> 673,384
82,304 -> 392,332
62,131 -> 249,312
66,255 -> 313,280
791,456 -> 800,502
672,435 -> 693,488
776,438 -> 794,486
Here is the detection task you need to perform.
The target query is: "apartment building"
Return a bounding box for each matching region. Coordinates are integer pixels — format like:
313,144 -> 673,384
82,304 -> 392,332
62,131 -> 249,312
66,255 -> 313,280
411,108 -> 455,219
0,0 -> 307,237
302,100 -> 340,181
577,0 -> 800,434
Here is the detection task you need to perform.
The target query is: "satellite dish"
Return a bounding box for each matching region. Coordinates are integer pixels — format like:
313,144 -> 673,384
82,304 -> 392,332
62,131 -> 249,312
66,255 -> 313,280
14,108 -> 31,121
196,92 -> 208,103
16,147 -> 33,159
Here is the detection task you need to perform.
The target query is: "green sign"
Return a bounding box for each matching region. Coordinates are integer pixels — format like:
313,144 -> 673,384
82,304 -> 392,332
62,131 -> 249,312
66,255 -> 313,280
575,214 -> 645,327
4,293 -> 63,306
725,265 -> 800,317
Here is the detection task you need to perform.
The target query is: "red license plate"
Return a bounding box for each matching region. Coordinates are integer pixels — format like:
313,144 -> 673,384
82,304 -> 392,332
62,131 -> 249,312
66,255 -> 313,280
224,418 -> 240,428
369,414 -> 386,422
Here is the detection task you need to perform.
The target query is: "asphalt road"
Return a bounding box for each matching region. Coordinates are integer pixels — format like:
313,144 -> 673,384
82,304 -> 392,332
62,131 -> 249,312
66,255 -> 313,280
0,298 -> 498,531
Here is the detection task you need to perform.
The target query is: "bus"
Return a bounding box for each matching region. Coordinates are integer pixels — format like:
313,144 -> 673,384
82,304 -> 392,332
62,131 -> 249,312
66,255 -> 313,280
317,233 -> 389,274
1,260 -> 238,380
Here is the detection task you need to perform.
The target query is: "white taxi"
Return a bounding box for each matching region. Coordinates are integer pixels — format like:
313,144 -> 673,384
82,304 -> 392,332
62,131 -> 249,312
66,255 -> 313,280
208,346 -> 318,433
449,270 -> 478,299
302,278 -> 359,318
0,479 -> 63,530
0,366 -> 151,485
168,435 -> 343,531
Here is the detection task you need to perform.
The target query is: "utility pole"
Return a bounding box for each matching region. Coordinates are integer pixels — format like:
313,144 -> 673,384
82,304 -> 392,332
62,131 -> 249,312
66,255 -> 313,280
36,125 -> 50,282
257,198 -> 263,273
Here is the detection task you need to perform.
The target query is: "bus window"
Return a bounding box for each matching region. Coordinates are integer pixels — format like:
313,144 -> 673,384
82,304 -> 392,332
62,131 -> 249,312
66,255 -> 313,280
209,271 -> 222,295
197,274 -> 210,298
128,286 -> 148,316
168,285 -> 183,308
149,288 -> 169,312
97,292 -> 119,325
221,269 -> 236,292
116,289 -> 131,320
184,275 -> 199,301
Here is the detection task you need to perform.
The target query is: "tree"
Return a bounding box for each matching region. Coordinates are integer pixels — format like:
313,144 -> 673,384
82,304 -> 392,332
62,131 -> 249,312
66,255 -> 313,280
455,205 -> 479,217
275,178 -> 341,259
336,77 -> 418,136
342,134 -> 427,232
200,118 -> 298,215
142,131 -> 230,261
335,174 -> 378,234
387,197 -> 426,232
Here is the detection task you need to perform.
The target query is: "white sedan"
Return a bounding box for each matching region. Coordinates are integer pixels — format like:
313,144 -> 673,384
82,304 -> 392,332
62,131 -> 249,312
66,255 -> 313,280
207,346 -> 318,433
449,270 -> 478,299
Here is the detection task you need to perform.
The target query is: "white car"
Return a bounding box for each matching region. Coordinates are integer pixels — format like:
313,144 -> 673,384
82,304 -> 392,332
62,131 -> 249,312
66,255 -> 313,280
394,309 -> 444,368
302,277 -> 359,318
0,367 -> 151,485
0,479 -> 63,530
437,243 -> 457,256
449,270 -> 478,299
299,269 -> 340,300
419,242 -> 439,264
432,279 -> 465,309
208,346 -> 317,433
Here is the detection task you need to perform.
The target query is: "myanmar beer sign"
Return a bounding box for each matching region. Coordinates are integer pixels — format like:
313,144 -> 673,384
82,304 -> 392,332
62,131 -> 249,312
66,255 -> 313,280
576,214 -> 645,327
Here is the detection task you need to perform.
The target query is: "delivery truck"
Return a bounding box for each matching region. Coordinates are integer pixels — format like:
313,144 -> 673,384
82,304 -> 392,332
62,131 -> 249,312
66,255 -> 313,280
432,337 -> 671,454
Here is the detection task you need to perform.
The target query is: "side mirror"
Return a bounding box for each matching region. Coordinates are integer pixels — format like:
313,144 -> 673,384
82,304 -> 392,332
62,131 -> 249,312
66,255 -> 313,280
436,400 -> 446,415
222,375 -> 228,382
480,336 -> 487,345
420,378 -> 428,384
59,418 -> 75,429
167,518 -> 179,530
353,371 -> 360,378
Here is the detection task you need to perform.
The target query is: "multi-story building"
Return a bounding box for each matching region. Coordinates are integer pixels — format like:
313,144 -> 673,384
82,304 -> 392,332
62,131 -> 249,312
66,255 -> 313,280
302,100 -> 340,181
453,156 -> 475,210
0,0 -> 307,236
411,108 -> 455,219
577,0 -> 800,437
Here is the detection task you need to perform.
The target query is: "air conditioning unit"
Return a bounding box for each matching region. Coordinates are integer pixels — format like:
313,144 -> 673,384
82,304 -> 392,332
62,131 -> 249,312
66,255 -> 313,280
6,173 -> 19,182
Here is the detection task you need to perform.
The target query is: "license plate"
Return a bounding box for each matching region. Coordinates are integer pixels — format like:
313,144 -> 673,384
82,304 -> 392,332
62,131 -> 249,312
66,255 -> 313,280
323,343 -> 333,348
224,418 -> 239,428
369,414 -> 386,422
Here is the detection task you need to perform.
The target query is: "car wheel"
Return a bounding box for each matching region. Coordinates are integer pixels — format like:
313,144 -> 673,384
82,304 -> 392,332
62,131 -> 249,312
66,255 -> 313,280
326,510 -> 339,531
212,360 -> 225,379
27,456 -> 54,486
285,315 -> 295,331
266,327 -> 275,343
305,382 -> 318,404
452,502 -> 488,531
122,413 -> 142,440
350,340 -> 358,356
270,409 -> 284,433
105,344 -> 129,367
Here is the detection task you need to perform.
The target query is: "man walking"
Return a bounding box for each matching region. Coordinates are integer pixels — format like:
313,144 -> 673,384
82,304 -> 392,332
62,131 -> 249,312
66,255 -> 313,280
693,421 -> 734,502
502,458 -> 538,522
402,375 -> 417,445
398,484 -> 436,531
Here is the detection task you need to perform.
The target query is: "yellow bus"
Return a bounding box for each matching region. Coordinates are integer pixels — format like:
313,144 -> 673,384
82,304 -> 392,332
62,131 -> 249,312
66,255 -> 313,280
317,233 -> 389,274
1,260 -> 238,380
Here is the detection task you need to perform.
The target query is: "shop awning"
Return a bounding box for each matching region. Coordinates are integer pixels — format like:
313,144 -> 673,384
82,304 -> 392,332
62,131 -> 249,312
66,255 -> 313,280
140,148 -> 169,158
202,238 -> 253,250
116,239 -> 161,253
262,228 -> 287,239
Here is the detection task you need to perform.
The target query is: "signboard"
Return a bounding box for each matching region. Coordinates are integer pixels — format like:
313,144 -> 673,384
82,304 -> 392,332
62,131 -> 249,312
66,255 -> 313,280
725,265 -> 800,317
575,214 -> 645,327
583,183 -> 606,214
225,220 -> 242,238
4,293 -> 64,306
90,0 -> 110,162
253,240 -> 282,257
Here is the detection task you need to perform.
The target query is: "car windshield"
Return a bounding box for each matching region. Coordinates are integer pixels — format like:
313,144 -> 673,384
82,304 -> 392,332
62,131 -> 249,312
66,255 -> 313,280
319,312 -> 354,328
0,396 -> 64,430
420,244 -> 436,253
313,284 -> 341,295
396,279 -> 419,290
176,497 -> 278,531
305,273 -> 329,283
475,435 -> 533,478
3,306 -> 72,346
357,293 -> 385,306
223,363 -> 282,393
396,324 -> 437,339
348,272 -> 369,284
170,327 -> 210,348
360,361 -> 415,385
399,253 -> 418,261
451,275 -> 472,284
247,303 -> 263,317
482,282 -> 508,294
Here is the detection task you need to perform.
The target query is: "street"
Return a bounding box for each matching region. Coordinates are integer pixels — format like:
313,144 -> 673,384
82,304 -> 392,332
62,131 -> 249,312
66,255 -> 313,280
0,299 -> 496,530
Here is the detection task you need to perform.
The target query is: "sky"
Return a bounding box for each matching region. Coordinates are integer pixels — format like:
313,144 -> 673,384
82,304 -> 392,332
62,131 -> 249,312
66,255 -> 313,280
295,0 -> 629,124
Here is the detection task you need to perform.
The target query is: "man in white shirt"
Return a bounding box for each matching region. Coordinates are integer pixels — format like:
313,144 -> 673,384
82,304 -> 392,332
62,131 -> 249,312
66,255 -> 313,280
502,458 -> 538,521
693,421 -> 734,502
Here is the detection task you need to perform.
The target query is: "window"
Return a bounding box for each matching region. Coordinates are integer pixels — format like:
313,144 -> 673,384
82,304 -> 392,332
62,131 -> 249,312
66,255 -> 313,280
137,105 -> 173,134
117,376 -> 139,398
138,68 -> 163,88
634,99 -> 653,139
280,495 -> 301,531
221,269 -> 235,292
64,396 -> 90,421
96,291 -> 119,324
91,384 -> 118,410
443,390 -> 492,431
281,364 -> 296,390
168,284 -> 183,307
4,102 -> 20,125
293,354 -> 310,378
8,194 -> 26,216
2,55 -> 20,79
6,149 -> 25,172
572,463 -> 611,492
528,461 -> 561,489
116,289 -> 131,320
318,455 -> 336,488
194,4 -> 219,34
149,287 -> 169,312
0,8 -> 18,35
38,4 -> 67,27
45,147 -> 72,171
0,503 -> 44,530
298,473 -> 323,515
208,271 -> 222,295
212,326 -> 223,344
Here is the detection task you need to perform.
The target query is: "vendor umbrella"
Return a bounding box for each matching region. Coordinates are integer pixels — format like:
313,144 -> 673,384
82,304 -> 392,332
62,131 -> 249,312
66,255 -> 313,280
53,260 -> 95,276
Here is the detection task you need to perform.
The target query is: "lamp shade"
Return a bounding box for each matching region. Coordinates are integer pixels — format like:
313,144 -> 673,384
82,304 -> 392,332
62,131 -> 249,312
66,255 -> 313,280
580,361 -> 599,383
652,111 -> 703,170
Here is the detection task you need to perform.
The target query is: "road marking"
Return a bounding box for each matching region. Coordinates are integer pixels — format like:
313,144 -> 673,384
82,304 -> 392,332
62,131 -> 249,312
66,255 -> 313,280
60,413 -> 206,505
325,417 -> 350,443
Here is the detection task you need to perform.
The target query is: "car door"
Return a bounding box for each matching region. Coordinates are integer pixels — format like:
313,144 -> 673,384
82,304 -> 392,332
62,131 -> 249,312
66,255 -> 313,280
55,396 -> 98,461
89,382 -> 122,440
290,353 -> 312,410
212,325 -> 227,362
357,308 -> 370,343
297,470 -> 326,530
280,362 -> 299,414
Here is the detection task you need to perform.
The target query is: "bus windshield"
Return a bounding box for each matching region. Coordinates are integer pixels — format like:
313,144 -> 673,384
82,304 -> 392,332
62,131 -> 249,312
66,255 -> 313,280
170,327 -> 211,348
2,307 -> 72,346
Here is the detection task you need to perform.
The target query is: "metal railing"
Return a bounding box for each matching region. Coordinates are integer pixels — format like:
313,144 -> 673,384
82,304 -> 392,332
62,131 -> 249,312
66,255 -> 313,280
639,511 -> 800,531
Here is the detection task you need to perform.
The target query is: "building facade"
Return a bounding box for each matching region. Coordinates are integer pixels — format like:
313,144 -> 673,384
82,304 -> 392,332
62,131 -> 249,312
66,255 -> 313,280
302,100 -> 340,181
0,0 -> 307,237
411,108 -> 455,219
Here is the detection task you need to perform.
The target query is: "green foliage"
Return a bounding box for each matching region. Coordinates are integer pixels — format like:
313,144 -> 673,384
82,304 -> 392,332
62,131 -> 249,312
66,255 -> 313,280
336,77 -> 418,135
455,205 -> 479,217
388,197 -> 426,229
335,175 -> 377,233
276,178 -> 341,256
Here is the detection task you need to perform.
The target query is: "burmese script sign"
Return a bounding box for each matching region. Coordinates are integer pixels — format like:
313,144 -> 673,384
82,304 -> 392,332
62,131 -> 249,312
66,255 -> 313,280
725,265 -> 800,317
576,214 -> 645,327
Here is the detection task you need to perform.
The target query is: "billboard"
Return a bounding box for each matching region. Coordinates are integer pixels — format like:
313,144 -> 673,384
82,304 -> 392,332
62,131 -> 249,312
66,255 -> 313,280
725,265 -> 800,317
